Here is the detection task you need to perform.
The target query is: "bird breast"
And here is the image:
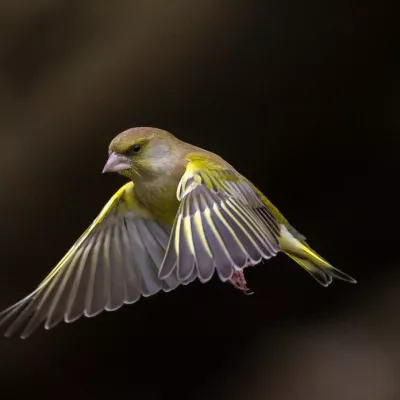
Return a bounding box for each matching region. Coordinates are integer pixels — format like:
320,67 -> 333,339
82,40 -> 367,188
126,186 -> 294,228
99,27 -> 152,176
133,176 -> 181,226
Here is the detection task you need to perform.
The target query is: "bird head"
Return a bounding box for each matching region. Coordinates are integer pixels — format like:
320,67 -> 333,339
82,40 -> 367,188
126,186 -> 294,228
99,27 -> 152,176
102,127 -> 181,180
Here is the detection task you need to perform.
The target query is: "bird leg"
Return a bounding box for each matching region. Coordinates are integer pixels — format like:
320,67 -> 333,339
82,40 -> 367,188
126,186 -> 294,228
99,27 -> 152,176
229,269 -> 254,295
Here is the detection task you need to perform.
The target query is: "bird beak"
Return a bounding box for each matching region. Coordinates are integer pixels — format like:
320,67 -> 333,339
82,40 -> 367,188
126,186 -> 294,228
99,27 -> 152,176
102,152 -> 131,173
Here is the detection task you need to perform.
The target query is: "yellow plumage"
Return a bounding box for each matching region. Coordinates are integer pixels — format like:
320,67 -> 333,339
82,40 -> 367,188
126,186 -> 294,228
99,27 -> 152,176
250,185 -> 355,286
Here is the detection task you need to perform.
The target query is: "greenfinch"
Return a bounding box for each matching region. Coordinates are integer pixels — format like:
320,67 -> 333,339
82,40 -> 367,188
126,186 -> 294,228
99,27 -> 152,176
0,127 -> 356,339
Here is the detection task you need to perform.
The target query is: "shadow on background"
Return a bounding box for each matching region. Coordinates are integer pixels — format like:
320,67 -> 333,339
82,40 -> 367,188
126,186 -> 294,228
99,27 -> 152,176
0,1 -> 398,399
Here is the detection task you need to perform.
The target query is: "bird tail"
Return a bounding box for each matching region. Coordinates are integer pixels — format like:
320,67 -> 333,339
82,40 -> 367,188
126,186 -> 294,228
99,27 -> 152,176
280,225 -> 356,287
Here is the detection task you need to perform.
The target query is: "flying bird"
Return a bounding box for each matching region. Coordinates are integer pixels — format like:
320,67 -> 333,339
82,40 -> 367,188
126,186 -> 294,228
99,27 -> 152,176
0,127 -> 356,339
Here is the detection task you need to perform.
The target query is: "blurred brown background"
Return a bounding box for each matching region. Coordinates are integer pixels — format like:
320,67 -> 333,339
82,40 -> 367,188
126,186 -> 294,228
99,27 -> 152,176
0,1 -> 398,399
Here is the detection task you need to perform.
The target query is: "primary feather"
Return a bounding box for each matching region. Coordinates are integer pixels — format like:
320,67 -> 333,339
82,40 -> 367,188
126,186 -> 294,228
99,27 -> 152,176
0,182 -> 179,339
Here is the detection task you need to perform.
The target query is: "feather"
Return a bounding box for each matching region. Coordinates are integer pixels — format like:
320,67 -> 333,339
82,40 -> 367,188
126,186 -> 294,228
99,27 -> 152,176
0,182 -> 180,338
160,160 -> 281,284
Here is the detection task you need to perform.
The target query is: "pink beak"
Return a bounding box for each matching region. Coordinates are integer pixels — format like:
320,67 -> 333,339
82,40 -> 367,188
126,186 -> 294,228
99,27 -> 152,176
102,152 -> 131,173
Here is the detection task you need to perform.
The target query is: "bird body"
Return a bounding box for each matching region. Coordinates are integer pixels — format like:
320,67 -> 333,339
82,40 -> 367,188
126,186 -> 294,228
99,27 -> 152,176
0,127 -> 356,339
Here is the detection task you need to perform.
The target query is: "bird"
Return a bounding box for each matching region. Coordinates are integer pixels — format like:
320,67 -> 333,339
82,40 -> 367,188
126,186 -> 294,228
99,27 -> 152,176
0,127 -> 356,339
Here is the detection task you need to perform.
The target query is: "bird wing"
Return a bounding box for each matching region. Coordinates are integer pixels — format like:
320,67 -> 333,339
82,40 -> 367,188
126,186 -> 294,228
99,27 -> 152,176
158,153 -> 281,284
250,184 -> 308,242
0,182 -> 179,339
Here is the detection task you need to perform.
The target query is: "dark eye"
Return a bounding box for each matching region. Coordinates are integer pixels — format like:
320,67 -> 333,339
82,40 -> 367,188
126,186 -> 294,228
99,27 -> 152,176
130,144 -> 141,154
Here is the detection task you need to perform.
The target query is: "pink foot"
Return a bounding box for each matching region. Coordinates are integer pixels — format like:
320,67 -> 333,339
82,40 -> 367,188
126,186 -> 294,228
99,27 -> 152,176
229,269 -> 254,295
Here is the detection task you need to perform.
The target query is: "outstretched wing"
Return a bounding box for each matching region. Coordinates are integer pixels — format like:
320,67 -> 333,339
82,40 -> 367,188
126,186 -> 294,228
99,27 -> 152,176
0,182 -> 179,339
159,154 -> 281,284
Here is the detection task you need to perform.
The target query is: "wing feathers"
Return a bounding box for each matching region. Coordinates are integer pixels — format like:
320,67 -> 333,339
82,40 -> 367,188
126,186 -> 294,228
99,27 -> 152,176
160,172 -> 281,284
106,223 -> 126,311
85,229 -> 107,317
211,205 -> 248,268
177,201 -> 196,281
126,222 -> 161,297
1,160 -> 282,338
227,199 -> 277,257
0,183 -> 180,338
64,238 -> 94,323
191,210 -> 215,282
45,244 -> 85,329
201,204 -> 233,281
120,224 -> 141,304
218,202 -> 261,263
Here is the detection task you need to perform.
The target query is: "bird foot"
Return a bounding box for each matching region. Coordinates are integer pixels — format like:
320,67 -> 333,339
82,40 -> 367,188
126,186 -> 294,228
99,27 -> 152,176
229,269 -> 254,295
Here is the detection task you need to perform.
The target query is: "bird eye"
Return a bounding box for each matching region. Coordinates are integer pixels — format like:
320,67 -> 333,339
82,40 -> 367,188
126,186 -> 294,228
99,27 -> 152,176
130,144 -> 141,154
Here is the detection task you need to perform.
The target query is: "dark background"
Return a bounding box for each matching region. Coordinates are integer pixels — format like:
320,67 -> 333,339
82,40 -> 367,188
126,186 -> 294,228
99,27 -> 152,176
0,1 -> 398,399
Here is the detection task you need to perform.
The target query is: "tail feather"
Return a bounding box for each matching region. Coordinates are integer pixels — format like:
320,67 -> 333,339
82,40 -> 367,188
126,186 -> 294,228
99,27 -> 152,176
280,225 -> 356,287
286,250 -> 356,287
286,253 -> 332,287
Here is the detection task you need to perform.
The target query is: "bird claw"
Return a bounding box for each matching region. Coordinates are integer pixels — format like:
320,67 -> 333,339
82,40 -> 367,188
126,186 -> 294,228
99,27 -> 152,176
229,270 -> 254,295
